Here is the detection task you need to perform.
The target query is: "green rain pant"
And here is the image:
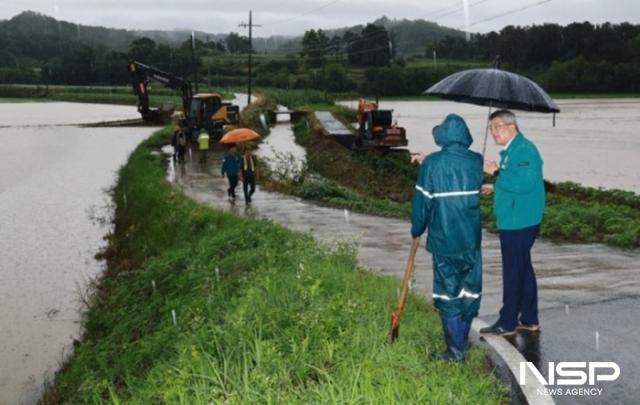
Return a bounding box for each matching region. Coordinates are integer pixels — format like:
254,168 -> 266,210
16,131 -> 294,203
431,249 -> 482,322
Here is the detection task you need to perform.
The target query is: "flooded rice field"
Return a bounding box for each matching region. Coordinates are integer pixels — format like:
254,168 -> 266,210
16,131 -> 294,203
0,102 -> 151,405
339,98 -> 640,193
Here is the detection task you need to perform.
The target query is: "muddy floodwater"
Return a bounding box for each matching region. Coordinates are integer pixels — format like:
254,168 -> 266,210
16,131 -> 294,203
340,98 -> 640,193
0,102 -> 151,405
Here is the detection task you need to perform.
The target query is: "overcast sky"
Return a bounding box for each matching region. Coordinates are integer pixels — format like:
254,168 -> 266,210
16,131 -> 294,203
2,0 -> 639,37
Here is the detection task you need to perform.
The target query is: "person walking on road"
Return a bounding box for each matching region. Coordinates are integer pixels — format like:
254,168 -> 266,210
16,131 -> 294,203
197,130 -> 210,165
221,145 -> 240,201
411,113 -> 484,362
241,148 -> 257,205
479,109 -> 545,336
176,127 -> 187,163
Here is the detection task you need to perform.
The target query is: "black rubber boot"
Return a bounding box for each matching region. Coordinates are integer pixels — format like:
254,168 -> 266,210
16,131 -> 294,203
432,316 -> 465,362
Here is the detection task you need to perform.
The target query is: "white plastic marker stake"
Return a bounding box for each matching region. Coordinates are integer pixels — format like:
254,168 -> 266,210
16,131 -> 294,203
215,267 -> 220,281
565,304 -> 570,315
151,279 -> 156,293
344,209 -> 350,225
595,331 -> 600,352
171,310 -> 177,326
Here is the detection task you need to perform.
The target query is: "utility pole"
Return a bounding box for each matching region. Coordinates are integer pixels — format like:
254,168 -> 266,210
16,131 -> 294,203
239,11 -> 261,106
191,31 -> 199,93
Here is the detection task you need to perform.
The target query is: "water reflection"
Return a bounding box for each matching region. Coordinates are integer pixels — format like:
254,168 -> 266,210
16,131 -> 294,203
508,332 -> 542,370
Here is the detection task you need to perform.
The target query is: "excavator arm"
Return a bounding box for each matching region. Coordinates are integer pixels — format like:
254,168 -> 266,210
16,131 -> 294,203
127,60 -> 192,123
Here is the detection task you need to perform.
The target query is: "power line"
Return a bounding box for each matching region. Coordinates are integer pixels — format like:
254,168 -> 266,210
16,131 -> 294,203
205,0 -> 556,66
269,0 -> 495,56
276,0 -> 557,62
261,0 -> 342,27
463,0 -> 555,29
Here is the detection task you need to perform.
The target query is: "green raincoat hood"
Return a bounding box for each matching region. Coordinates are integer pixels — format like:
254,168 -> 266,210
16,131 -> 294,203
432,113 -> 473,148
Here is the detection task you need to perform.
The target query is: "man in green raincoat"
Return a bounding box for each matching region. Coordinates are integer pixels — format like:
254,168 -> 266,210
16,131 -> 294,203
411,113 -> 483,362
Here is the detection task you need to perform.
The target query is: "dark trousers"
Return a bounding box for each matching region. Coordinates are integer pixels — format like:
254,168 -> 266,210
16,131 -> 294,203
177,145 -> 186,162
227,176 -> 239,198
243,173 -> 256,202
497,224 -> 540,330
432,249 -> 482,322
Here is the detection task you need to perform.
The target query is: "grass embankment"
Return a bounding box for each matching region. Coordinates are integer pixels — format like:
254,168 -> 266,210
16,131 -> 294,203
258,109 -> 640,249
0,84 -> 234,107
41,126 -> 506,403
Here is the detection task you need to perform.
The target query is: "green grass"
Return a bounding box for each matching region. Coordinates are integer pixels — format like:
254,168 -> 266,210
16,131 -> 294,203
40,126 -> 507,404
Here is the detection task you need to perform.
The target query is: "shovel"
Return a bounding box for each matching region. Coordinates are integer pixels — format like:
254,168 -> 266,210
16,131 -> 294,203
389,237 -> 421,343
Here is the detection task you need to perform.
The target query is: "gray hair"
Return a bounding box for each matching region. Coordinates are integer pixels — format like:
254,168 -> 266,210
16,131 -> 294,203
489,109 -> 518,129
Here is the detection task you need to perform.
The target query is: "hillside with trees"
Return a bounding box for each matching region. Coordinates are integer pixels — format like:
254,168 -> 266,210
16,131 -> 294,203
1,11 -> 639,95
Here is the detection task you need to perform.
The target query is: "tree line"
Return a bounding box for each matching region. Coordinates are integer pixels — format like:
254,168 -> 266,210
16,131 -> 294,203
1,12 -> 639,95
429,22 -> 640,93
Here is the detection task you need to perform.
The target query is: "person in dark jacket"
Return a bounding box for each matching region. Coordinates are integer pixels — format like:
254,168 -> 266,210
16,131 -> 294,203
411,113 -> 483,362
221,146 -> 240,201
241,148 -> 257,205
479,109 -> 545,336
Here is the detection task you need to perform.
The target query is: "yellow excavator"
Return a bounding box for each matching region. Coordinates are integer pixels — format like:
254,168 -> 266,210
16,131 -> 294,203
127,60 -> 239,138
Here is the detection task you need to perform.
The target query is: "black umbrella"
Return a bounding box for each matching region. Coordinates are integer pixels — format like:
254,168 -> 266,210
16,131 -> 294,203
424,68 -> 559,156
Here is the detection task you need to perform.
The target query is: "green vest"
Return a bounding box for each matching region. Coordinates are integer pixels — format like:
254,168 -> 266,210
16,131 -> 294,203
197,132 -> 209,150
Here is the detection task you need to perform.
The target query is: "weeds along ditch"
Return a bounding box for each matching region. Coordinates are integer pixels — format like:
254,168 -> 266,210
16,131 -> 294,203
40,125 -> 507,403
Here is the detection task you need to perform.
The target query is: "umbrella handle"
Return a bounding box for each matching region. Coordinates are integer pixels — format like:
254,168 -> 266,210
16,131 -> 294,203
482,105 -> 493,158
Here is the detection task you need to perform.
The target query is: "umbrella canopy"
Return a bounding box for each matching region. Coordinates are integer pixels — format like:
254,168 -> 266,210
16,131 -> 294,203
424,68 -> 560,113
219,128 -> 260,144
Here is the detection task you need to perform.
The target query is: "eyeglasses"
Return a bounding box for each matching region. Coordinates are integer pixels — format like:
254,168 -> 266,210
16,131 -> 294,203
488,122 -> 514,131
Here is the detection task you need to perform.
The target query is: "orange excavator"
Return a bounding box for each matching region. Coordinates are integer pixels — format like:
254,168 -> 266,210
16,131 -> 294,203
355,99 -> 408,148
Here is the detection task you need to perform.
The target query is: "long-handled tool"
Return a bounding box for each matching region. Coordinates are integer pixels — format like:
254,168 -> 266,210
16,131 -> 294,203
389,237 -> 421,343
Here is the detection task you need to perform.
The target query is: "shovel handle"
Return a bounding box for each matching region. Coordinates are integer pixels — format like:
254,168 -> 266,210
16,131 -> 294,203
389,237 -> 421,341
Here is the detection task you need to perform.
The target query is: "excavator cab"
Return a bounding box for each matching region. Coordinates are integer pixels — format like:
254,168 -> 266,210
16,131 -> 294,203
356,99 -> 408,148
187,94 -> 240,138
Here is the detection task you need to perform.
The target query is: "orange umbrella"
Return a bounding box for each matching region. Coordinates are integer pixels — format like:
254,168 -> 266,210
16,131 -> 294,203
219,128 -> 260,144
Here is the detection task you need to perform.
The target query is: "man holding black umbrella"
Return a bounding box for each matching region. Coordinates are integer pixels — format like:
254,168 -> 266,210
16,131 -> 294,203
480,109 -> 545,336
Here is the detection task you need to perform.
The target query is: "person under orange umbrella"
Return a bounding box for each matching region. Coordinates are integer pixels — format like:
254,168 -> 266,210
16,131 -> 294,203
241,147 -> 257,205
221,145 -> 240,202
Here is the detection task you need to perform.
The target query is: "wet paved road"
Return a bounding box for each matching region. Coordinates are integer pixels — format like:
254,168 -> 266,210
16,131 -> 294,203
167,140 -> 640,404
